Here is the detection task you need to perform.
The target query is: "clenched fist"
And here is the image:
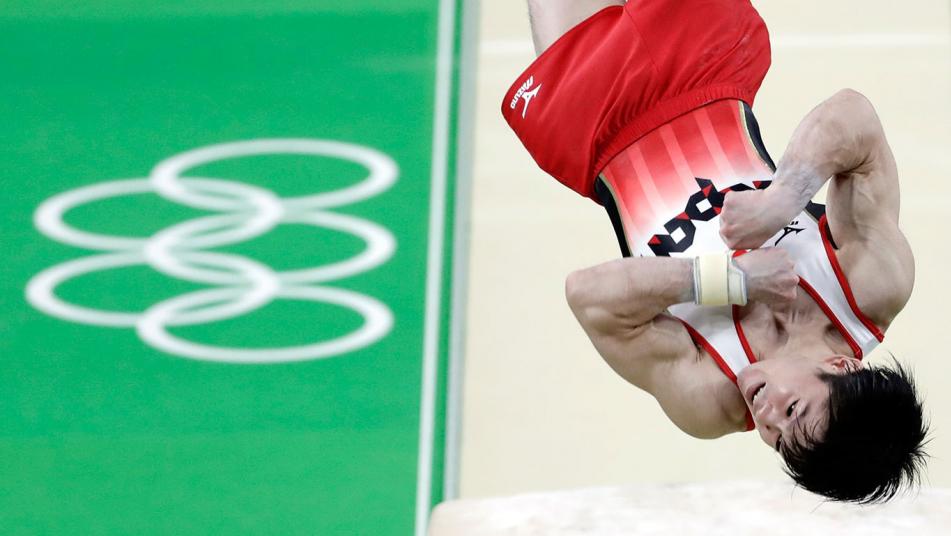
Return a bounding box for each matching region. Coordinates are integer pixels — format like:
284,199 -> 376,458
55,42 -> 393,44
718,186 -> 802,249
733,248 -> 800,306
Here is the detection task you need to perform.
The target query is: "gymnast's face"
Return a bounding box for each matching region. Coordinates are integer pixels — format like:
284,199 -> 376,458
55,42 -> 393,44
736,355 -> 863,451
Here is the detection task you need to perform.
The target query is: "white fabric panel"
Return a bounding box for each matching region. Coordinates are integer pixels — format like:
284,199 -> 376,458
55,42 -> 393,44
668,303 -> 749,377
777,214 -> 881,357
662,204 -> 881,379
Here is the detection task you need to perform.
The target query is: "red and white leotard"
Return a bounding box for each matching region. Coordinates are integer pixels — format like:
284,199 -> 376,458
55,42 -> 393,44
600,99 -> 885,361
597,100 -> 884,430
501,0 -> 886,429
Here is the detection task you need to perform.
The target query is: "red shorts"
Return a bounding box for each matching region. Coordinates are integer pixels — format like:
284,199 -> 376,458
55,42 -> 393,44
502,0 -> 771,201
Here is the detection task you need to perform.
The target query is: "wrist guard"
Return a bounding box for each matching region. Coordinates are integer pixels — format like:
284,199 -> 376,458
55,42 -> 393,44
693,253 -> 748,306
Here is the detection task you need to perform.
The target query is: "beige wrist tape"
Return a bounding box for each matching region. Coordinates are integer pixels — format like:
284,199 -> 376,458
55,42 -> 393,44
693,253 -> 748,306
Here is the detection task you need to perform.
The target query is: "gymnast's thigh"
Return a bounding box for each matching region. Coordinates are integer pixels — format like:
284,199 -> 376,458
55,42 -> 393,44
526,0 -> 625,55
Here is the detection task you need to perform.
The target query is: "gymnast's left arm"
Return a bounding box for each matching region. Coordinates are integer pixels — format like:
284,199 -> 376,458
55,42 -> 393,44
720,89 -> 900,249
719,89 -> 913,323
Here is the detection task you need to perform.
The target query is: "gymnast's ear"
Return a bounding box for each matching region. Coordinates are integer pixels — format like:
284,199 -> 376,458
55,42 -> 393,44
823,355 -> 864,373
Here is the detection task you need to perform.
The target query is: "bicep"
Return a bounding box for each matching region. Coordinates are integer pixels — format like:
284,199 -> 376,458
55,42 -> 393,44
652,358 -> 747,439
583,313 -> 743,439
582,313 -> 694,392
826,223 -> 915,327
825,102 -> 914,323
825,91 -> 900,240
826,132 -> 900,241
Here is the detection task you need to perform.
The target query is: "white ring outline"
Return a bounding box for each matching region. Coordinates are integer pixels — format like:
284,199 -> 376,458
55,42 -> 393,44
27,139 -> 399,364
137,286 -> 394,364
34,177 -> 285,252
150,139 -> 398,211
26,251 -> 281,327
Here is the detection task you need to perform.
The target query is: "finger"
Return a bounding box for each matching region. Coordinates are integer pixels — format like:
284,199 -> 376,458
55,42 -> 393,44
719,227 -> 731,246
735,236 -> 757,250
723,196 -> 738,214
747,234 -> 770,250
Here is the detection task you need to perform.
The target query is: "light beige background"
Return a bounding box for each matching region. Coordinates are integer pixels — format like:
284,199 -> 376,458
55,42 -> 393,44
459,0 -> 951,498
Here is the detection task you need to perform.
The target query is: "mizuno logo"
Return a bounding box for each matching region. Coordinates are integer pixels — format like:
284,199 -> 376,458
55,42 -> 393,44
774,221 -> 805,246
510,76 -> 542,119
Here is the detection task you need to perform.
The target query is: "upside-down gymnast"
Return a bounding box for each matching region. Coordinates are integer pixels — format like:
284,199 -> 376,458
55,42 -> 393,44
503,0 -> 928,502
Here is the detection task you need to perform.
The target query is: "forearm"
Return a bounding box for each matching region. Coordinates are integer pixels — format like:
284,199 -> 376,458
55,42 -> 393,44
565,256 -> 694,331
770,89 -> 883,208
720,89 -> 896,249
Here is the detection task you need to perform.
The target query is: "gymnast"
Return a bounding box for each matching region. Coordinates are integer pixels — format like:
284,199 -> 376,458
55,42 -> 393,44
502,0 -> 928,502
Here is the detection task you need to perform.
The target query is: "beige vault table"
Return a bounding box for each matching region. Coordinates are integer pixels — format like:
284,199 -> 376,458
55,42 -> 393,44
430,481 -> 950,535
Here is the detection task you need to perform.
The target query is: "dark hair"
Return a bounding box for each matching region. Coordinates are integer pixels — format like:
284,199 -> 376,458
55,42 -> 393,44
779,360 -> 929,504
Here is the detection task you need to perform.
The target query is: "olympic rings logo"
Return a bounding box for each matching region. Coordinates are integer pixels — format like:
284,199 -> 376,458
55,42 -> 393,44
26,139 -> 398,364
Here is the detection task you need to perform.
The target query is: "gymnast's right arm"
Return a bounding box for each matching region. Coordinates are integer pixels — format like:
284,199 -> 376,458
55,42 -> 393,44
565,257 -> 726,437
565,250 -> 797,383
566,251 -> 797,438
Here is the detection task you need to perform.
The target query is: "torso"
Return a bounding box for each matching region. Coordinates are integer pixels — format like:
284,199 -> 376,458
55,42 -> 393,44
740,231 -> 896,361
737,292 -> 858,362
596,99 -> 910,434
715,255 -> 892,428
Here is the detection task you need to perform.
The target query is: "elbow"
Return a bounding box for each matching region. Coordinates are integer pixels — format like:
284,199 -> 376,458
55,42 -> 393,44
833,88 -> 881,128
565,269 -> 602,325
834,87 -> 868,104
829,88 -> 886,151
565,270 -> 617,333
833,88 -> 874,114
564,270 -> 585,311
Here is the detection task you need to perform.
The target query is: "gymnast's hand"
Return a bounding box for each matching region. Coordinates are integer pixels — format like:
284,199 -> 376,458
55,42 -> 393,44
733,248 -> 800,306
718,186 -> 801,249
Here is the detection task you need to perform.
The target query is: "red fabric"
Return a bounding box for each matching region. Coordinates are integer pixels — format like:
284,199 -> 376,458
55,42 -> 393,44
679,318 -> 756,432
732,305 -> 758,365
600,100 -> 774,251
818,215 -> 886,342
798,278 -> 864,360
502,0 -> 772,200
678,319 -> 737,383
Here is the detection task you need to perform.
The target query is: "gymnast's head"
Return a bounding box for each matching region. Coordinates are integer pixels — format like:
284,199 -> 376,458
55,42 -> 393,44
737,356 -> 928,503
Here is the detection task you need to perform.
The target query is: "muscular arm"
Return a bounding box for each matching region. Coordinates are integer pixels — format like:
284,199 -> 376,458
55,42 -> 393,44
771,90 -> 913,324
565,257 -> 744,439
566,250 -> 796,350
565,257 -> 694,336
721,89 -> 914,325
769,89 -> 899,228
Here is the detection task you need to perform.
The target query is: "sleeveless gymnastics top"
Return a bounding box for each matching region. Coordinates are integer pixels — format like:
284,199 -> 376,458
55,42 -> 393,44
595,100 -> 885,427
